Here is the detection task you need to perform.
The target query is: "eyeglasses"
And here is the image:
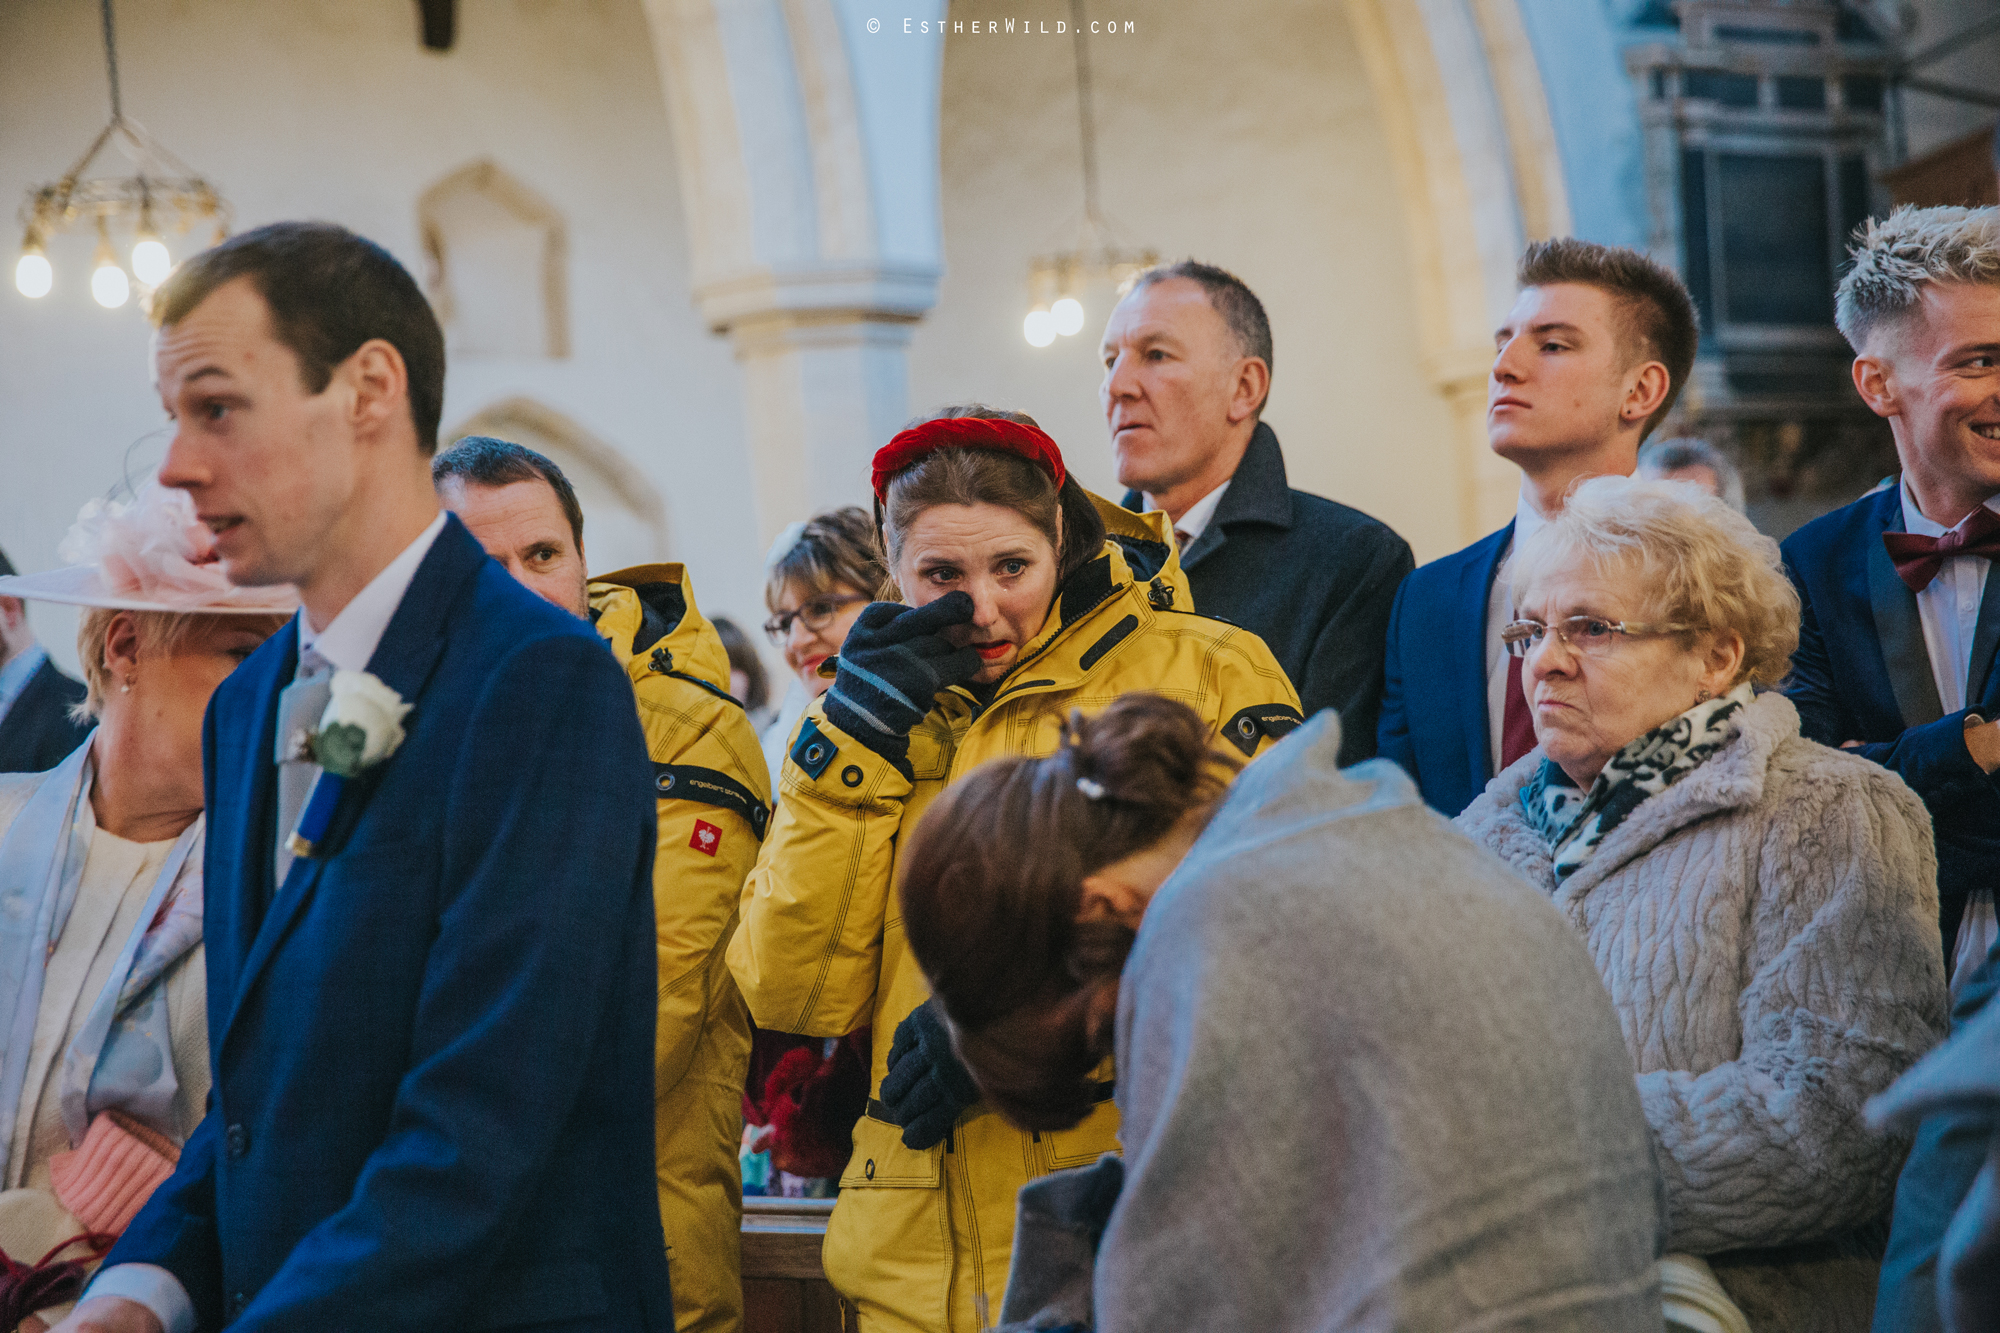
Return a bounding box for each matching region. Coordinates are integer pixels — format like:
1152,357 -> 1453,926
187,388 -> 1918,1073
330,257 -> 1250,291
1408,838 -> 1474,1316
1501,616 -> 1694,658
764,592 -> 869,643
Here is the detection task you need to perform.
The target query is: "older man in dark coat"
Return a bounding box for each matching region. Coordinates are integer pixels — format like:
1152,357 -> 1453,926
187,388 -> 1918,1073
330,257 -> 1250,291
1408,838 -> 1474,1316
1105,261 -> 1413,765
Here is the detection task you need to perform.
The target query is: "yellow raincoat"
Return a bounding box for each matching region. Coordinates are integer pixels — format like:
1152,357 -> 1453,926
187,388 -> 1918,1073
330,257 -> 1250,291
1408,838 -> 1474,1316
593,565 -> 772,1333
729,498 -> 1303,1332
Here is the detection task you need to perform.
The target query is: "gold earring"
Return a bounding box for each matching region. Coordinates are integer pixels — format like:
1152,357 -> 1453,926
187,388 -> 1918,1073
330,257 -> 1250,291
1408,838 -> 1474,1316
1696,689 -> 1711,703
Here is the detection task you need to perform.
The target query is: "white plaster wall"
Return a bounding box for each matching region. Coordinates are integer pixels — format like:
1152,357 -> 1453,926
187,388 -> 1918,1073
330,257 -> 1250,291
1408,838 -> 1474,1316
0,0 -> 761,673
907,0 -> 1464,562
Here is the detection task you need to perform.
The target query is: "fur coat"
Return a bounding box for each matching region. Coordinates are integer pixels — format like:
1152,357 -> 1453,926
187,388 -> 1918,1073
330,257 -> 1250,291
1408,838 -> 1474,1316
1456,691 -> 1949,1332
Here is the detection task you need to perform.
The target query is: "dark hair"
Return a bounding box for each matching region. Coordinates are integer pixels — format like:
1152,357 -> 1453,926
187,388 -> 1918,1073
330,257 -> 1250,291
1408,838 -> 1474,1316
880,405 -> 1107,594
897,694 -> 1238,1131
153,221 -> 448,453
1516,237 -> 1699,441
432,436 -> 585,553
711,616 -> 770,712
1127,259 -> 1273,415
0,546 -> 14,580
765,506 -> 885,610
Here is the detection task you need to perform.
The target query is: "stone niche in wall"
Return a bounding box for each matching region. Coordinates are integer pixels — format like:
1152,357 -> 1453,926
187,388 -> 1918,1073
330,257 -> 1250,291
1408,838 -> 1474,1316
445,398 -> 666,577
420,160 -> 569,359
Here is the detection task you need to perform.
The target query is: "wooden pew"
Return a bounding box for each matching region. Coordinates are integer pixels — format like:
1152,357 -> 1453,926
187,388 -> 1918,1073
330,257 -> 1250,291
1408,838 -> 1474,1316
742,1196 -> 849,1333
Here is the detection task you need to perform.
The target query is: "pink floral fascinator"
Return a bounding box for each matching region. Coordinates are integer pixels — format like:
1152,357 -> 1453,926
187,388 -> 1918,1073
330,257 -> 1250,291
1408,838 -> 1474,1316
0,481 -> 298,615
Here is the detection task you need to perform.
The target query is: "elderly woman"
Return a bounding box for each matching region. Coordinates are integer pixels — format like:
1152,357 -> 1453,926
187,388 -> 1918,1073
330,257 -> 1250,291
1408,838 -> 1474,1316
1456,475 -> 1948,1331
0,485 -> 289,1330
730,407 -> 1301,1331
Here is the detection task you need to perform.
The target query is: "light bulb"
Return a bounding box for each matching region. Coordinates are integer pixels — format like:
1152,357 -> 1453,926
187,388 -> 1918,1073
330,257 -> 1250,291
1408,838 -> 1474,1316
15,250 -> 52,298
1050,297 -> 1084,337
92,258 -> 130,308
1023,308 -> 1057,348
132,237 -> 172,287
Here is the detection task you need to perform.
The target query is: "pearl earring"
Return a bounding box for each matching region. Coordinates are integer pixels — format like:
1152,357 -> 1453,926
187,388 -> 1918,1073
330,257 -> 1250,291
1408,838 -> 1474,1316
121,677 -> 133,693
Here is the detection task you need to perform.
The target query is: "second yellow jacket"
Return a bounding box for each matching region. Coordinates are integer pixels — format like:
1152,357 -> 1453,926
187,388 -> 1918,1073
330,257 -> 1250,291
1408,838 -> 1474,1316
594,565 -> 772,1333
728,498 -> 1304,1332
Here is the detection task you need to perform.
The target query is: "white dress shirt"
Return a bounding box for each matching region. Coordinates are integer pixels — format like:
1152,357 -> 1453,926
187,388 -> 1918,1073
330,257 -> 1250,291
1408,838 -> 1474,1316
1485,493 -> 1551,774
1902,481 -> 2000,990
85,511 -> 446,1333
1169,481 -> 1230,549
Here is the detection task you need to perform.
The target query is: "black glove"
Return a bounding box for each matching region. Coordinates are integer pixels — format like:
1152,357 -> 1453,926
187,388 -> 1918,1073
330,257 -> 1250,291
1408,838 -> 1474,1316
822,592 -> 981,777
877,999 -> 980,1150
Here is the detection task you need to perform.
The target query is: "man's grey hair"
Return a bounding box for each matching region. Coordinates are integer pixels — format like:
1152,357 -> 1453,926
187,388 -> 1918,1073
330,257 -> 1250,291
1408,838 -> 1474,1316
1636,437 -> 1746,513
1835,204 -> 2000,349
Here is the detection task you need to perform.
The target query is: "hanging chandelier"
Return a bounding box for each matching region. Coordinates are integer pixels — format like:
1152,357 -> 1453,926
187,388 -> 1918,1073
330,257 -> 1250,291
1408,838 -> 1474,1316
1022,0 -> 1157,348
14,0 -> 230,309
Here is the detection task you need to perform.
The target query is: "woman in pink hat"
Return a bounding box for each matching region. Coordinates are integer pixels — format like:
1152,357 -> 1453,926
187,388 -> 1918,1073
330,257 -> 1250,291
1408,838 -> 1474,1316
0,483 -> 291,1331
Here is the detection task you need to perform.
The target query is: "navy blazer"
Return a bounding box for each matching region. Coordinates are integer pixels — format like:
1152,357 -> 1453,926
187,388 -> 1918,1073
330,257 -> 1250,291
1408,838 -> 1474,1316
1377,522 -> 1514,816
0,655 -> 92,773
1781,484 -> 2000,953
106,515 -> 673,1331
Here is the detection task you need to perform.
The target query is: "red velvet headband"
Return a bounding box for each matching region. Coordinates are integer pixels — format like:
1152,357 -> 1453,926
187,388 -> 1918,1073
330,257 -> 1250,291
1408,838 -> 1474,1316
870,417 -> 1068,502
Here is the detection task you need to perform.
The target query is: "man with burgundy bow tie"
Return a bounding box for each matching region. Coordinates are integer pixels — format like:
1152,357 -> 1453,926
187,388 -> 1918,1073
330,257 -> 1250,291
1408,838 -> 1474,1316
1781,204 -> 2000,982
1790,204 -> 2000,1333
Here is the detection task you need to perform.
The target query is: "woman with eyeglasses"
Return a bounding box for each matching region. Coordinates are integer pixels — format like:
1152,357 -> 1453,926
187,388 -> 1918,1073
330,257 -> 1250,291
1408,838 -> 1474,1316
1456,475 -> 1946,1333
758,508 -> 884,786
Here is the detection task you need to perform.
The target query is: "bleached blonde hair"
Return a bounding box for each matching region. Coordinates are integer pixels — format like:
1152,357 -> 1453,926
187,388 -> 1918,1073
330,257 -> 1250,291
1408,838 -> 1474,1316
1835,204 -> 2000,349
1510,475 -> 1800,688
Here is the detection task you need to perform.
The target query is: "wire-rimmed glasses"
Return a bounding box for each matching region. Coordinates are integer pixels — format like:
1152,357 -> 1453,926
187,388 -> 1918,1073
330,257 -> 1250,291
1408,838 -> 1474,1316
1500,616 -> 1694,658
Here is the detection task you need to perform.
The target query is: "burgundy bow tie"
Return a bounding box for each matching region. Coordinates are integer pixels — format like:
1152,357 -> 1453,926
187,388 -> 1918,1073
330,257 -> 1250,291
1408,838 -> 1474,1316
1883,504 -> 2000,593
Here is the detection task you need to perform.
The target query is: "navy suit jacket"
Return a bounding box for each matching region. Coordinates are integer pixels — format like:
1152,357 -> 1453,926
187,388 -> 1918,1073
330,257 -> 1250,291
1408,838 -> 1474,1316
0,655 -> 92,773
1781,484 -> 2000,955
106,515 -> 673,1331
1377,522 -> 1514,816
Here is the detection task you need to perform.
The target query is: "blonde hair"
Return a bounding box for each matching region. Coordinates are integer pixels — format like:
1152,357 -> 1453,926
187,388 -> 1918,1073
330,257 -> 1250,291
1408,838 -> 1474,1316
1509,476 -> 1800,688
1836,204 -> 2000,349
73,608 -> 286,719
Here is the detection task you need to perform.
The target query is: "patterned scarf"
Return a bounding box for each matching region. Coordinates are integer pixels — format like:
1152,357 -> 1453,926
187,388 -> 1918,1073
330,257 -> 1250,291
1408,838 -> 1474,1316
1519,682 -> 1754,882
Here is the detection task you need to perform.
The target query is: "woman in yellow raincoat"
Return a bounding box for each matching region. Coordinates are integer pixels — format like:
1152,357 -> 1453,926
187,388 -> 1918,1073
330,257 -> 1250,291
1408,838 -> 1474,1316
729,409 -> 1303,1332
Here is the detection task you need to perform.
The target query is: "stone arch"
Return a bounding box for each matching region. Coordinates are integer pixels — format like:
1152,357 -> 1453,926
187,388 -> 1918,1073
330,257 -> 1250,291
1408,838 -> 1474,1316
418,160 -> 571,360
445,397 -> 668,576
1345,0 -> 1571,539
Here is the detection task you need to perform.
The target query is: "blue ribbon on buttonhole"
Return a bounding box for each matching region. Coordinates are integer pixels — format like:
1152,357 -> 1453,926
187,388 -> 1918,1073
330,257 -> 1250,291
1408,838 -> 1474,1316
286,772 -> 347,859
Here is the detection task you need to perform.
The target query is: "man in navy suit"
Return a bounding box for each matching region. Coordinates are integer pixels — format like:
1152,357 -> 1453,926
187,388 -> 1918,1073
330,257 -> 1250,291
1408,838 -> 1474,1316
0,547 -> 93,772
1377,239 -> 1698,814
57,223 -> 671,1332
1776,204 -> 2000,1333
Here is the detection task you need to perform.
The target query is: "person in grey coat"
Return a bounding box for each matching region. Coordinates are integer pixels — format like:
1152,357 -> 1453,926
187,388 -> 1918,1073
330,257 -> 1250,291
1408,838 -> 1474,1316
894,694 -> 1667,1332
1456,475 -> 1950,1331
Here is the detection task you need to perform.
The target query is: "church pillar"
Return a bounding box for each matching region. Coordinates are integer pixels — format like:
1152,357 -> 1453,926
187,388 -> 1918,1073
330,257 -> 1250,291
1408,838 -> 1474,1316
640,0 -> 946,543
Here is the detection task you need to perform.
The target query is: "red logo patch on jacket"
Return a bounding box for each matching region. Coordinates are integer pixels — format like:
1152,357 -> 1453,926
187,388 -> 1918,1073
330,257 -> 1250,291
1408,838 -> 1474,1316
690,820 -> 722,856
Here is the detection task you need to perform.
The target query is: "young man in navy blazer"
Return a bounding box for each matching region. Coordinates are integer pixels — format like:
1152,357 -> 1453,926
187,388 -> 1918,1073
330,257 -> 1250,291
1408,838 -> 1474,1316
57,224 -> 672,1332
1377,240 -> 1697,815
1778,204 -> 2000,1333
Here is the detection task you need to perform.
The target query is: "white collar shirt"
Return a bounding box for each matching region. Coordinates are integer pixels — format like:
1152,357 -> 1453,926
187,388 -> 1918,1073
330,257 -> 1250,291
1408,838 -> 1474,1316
296,511 -> 447,676
1901,478 -> 2000,715
1170,481 -> 1230,550
1485,493 -> 1551,774
1898,480 -> 2000,996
